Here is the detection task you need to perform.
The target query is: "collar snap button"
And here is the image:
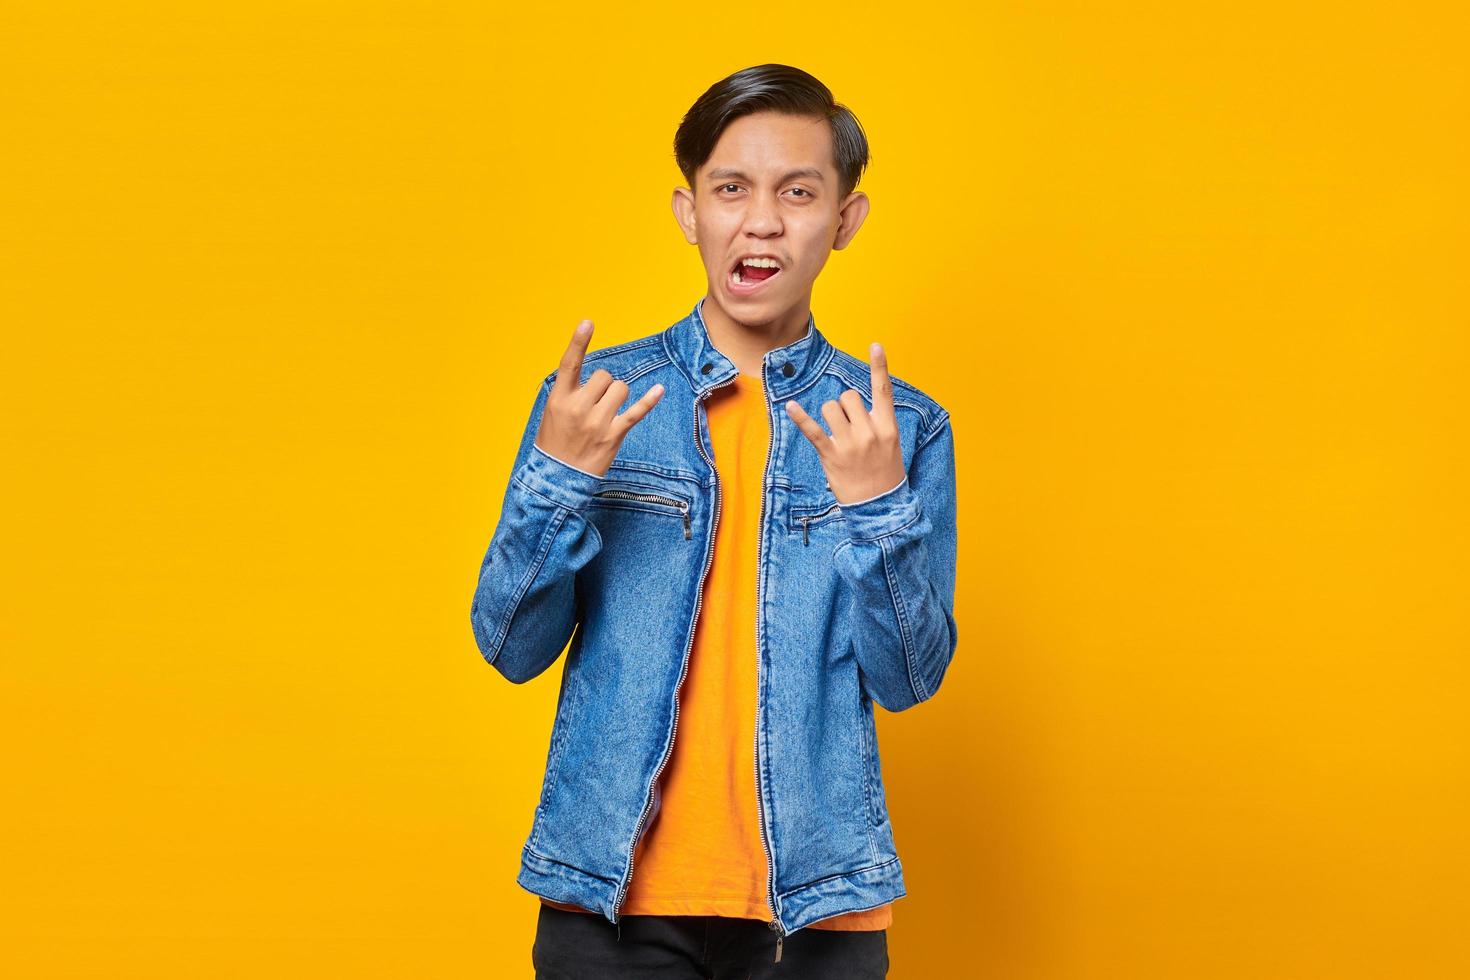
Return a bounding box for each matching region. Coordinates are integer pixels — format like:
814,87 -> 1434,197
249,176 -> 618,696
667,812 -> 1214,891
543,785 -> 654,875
700,362 -> 713,374
781,363 -> 795,377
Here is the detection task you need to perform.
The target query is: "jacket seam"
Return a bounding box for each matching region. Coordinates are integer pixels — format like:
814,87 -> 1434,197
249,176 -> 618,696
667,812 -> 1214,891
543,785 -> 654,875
843,507 -> 924,544
617,353 -> 674,388
916,411 -> 952,452
488,502 -> 568,663
531,651 -> 584,848
777,346 -> 837,400
858,700 -> 879,863
800,896 -> 900,932
543,336 -> 664,381
777,855 -> 902,899
511,472 -> 585,514
889,410 -> 949,703
822,354 -> 944,430
533,442 -> 603,479
879,535 -> 928,704
523,846 -> 622,886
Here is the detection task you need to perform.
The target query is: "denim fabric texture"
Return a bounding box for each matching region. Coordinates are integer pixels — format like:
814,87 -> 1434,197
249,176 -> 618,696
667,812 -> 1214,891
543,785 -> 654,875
470,296 -> 959,939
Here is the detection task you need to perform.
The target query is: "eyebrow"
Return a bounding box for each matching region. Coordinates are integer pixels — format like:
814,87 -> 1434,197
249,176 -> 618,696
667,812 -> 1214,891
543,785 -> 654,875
705,167 -> 827,185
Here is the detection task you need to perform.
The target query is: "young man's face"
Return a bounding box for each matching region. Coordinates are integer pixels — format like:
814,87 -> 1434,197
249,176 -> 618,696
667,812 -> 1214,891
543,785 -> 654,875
672,110 -> 869,330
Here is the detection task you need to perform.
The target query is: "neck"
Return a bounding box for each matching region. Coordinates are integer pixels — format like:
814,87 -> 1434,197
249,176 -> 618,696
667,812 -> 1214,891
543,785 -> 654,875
699,293 -> 812,379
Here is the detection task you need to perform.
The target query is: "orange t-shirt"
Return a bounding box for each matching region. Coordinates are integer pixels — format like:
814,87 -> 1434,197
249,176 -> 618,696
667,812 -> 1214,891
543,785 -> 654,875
541,370 -> 891,931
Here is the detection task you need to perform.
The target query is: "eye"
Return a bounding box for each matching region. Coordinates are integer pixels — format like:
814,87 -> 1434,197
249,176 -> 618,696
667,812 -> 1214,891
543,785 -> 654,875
788,187 -> 810,198
720,183 -> 741,193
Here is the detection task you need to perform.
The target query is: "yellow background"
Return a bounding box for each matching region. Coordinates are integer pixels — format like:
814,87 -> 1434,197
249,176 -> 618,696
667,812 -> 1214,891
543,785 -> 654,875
3,2 -> 1467,977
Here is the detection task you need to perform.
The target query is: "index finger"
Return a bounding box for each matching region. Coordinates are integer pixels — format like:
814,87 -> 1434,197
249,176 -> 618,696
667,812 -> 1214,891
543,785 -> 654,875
868,341 -> 896,421
553,320 -> 594,395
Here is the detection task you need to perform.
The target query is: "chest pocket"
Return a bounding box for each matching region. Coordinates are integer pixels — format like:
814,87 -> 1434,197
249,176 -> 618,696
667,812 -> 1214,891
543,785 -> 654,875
788,489 -> 846,546
588,463 -> 694,541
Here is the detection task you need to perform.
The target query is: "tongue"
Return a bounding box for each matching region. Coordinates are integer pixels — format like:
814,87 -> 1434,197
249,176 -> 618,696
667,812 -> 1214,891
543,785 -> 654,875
741,264 -> 777,282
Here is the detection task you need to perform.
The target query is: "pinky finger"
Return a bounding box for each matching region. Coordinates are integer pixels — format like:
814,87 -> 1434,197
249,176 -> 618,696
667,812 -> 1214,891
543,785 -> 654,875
784,398 -> 832,452
614,383 -> 666,432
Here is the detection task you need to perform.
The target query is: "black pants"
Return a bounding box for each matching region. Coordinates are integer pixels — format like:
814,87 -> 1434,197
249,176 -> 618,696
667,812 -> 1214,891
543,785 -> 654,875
531,903 -> 890,979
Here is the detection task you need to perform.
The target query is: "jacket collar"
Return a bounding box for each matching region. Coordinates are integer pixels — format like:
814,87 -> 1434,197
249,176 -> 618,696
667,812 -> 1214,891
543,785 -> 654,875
665,296 -> 834,401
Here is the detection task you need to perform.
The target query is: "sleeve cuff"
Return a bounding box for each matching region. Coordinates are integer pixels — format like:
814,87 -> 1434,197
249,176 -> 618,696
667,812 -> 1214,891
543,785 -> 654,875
516,444 -> 605,511
839,476 -> 908,507
532,443 -> 605,479
837,476 -> 921,540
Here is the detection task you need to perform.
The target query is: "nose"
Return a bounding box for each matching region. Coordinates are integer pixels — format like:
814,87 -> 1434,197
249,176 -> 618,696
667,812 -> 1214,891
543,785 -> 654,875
741,190 -> 782,237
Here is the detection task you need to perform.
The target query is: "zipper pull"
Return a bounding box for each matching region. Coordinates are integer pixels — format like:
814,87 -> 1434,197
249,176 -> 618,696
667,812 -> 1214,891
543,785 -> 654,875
682,510 -> 691,540
775,934 -> 783,962
802,517 -> 810,546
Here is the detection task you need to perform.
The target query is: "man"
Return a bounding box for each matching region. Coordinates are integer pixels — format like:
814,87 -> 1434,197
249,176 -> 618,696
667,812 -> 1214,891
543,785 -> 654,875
470,63 -> 958,978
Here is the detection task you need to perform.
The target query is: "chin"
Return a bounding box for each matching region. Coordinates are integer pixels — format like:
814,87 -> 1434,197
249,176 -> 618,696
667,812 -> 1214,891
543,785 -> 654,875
710,293 -> 781,328
708,273 -> 800,326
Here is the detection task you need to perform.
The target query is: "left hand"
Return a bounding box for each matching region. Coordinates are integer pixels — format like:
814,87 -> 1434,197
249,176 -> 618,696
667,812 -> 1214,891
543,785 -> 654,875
784,341 -> 908,505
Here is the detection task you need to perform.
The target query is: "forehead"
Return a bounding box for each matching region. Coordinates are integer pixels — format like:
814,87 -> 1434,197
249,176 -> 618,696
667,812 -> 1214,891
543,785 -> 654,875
700,111 -> 836,180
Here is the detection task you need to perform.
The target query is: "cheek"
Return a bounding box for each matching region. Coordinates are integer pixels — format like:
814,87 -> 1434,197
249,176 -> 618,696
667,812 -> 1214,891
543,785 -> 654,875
790,241 -> 828,276
696,239 -> 725,271
798,224 -> 838,261
696,220 -> 735,253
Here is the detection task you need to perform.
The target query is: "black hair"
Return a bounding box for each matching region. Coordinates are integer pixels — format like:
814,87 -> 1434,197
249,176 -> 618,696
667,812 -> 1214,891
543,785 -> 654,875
673,64 -> 870,202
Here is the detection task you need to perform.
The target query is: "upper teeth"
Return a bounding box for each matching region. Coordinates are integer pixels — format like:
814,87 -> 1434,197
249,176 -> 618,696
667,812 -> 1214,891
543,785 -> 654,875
740,257 -> 780,269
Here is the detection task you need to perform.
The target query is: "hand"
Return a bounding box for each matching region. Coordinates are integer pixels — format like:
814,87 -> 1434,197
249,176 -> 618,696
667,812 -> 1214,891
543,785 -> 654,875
534,319 -> 665,478
784,341 -> 908,505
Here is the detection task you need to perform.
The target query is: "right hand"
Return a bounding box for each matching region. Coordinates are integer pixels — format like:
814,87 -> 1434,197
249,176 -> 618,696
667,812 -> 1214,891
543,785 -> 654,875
534,319 -> 665,478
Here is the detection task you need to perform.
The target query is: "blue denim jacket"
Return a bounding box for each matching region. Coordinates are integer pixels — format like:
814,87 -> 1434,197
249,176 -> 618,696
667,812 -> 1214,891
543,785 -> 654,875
470,296 -> 958,939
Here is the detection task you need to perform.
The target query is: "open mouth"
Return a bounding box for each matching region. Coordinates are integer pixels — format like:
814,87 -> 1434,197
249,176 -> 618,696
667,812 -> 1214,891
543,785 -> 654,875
728,257 -> 783,296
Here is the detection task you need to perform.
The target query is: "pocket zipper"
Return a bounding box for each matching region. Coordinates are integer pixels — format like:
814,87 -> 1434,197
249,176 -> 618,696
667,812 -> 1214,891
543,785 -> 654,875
798,502 -> 842,545
592,488 -> 692,540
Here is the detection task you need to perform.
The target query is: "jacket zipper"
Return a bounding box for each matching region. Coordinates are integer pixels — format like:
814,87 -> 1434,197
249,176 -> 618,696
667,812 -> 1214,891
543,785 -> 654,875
754,384 -> 785,961
591,488 -> 692,540
611,376 -> 735,925
798,503 -> 841,546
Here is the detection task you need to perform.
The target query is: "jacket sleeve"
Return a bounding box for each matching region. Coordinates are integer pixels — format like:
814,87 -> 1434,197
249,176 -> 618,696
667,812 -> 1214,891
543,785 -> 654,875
469,375 -> 607,684
832,412 -> 960,712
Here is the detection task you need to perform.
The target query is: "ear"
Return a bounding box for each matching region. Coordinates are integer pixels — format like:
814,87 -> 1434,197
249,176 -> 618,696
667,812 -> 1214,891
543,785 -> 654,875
833,191 -> 870,251
671,186 -> 698,245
